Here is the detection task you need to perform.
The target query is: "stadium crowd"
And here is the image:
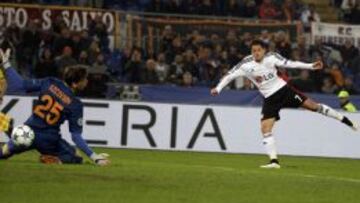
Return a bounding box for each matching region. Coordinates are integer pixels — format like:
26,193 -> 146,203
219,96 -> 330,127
0,0 -> 359,98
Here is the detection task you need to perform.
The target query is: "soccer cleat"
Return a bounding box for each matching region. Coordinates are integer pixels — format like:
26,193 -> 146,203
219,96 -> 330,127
40,155 -> 62,164
260,159 -> 281,169
260,162 -> 281,169
351,122 -> 358,131
342,117 -> 358,131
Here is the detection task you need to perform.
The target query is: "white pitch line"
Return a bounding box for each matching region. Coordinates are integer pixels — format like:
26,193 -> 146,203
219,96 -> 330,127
130,161 -> 360,184
172,163 -> 360,184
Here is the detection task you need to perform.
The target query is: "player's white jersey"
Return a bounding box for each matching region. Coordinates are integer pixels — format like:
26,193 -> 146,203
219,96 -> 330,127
215,52 -> 314,98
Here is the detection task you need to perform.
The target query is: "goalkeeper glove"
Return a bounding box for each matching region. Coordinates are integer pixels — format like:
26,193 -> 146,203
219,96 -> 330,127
90,153 -> 110,166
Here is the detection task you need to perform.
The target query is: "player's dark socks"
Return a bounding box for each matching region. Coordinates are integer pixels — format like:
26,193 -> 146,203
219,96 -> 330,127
270,159 -> 280,164
342,116 -> 354,127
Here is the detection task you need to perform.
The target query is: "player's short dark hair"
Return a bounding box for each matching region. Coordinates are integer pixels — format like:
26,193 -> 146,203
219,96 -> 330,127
63,65 -> 88,86
251,39 -> 267,49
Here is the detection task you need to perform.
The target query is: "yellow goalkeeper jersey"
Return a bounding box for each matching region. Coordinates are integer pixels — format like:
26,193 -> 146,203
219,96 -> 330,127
0,69 -> 4,79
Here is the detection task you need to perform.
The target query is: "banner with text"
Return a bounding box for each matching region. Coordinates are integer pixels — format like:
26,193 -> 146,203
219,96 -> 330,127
0,3 -> 118,48
311,22 -> 360,46
1,95 -> 360,159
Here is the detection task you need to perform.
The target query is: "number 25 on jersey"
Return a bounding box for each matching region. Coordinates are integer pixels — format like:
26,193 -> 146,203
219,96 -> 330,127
34,95 -> 64,125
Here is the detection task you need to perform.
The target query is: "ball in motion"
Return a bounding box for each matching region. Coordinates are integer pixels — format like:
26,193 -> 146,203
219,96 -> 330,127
11,125 -> 35,147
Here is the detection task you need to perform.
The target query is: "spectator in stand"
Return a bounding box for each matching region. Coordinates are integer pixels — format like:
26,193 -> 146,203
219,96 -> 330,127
224,30 -> 240,52
321,39 -> 358,68
52,15 -> 67,34
197,0 -> 215,15
124,48 -> 144,83
90,53 -> 108,75
259,0 -> 282,20
88,41 -> 101,65
160,25 -> 175,61
183,49 -> 199,81
168,54 -> 185,85
351,2 -> 360,24
227,0 -> 244,17
88,16 -> 109,50
294,35 -> 308,60
164,0 -> 184,14
71,31 -> 82,60
274,31 -> 292,58
334,39 -> 359,69
341,0 -> 357,23
55,46 -> 77,76
238,32 -> 252,59
282,0 -> 296,22
79,29 -> 92,51
181,71 -> 194,87
53,27 -> 74,56
350,54 -> 360,76
141,59 -> 159,84
290,70 -> 315,92
327,63 -> 345,87
240,0 -> 258,18
34,48 -> 57,78
107,48 -> 128,81
147,0 -> 166,13
155,53 -> 169,84
241,77 -> 255,90
259,30 -> 272,44
84,53 -> 109,98
78,51 -> 90,65
301,4 -> 321,32
343,76 -> 359,94
166,35 -> 185,64
321,77 -> 338,94
18,20 -> 41,74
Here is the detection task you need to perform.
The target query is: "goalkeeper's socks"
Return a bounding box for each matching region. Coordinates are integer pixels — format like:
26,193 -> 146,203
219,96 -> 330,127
262,134 -> 278,160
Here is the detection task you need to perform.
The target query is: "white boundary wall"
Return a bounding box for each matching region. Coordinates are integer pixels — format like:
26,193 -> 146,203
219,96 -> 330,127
1,95 -> 360,158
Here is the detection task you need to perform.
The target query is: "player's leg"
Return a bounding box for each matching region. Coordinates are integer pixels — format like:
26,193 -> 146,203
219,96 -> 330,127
55,139 -> 83,164
260,118 -> 281,169
260,92 -> 282,168
35,136 -> 83,164
0,139 -> 31,159
301,98 -> 357,131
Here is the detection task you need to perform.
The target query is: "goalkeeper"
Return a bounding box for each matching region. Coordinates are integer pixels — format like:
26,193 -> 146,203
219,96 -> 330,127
0,49 -> 110,166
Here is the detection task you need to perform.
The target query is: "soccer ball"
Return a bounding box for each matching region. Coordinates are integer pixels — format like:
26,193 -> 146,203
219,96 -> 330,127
11,125 -> 35,147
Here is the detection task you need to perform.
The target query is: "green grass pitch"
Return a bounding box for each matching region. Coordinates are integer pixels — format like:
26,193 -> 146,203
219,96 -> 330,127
1,148 -> 360,203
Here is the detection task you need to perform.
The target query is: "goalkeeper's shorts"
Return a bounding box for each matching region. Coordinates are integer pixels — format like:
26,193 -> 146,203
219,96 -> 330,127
0,112 -> 12,132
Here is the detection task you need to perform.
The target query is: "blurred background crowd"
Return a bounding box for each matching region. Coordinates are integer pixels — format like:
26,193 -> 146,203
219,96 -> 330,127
0,0 -> 360,98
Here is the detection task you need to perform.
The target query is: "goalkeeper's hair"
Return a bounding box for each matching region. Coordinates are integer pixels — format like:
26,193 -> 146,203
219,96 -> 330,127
63,65 -> 88,86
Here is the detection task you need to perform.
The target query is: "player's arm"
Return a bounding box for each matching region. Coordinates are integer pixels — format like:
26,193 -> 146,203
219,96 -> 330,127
69,103 -> 110,166
70,132 -> 109,166
0,49 -> 43,92
211,63 -> 246,96
272,52 -> 323,70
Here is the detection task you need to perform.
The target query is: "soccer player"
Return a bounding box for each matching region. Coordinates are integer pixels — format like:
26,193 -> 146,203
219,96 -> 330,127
210,40 -> 357,169
0,66 -> 12,135
0,49 -> 110,166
